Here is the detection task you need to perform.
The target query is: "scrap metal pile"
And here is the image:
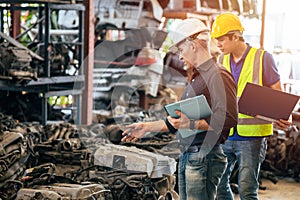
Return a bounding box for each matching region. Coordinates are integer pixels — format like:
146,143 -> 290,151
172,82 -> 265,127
0,45 -> 36,81
262,125 -> 300,183
0,112 -> 180,200
0,32 -> 75,83
0,33 -> 43,84
1,109 -> 300,199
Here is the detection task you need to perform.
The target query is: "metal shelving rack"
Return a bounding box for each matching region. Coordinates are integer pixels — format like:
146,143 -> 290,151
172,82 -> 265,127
0,0 -> 85,125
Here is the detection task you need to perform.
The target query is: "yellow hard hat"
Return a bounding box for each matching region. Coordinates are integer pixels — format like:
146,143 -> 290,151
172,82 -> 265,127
211,13 -> 244,39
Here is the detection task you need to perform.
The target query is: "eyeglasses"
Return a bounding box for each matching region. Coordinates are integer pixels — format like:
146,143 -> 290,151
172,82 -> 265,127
170,30 -> 208,55
172,31 -> 208,54
175,40 -> 191,55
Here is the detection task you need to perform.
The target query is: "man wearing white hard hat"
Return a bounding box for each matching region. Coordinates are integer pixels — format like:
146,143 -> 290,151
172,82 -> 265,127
121,18 -> 238,200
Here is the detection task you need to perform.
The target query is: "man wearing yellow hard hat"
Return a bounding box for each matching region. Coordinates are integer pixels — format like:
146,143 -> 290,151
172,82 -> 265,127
122,18 -> 238,200
211,12 -> 291,200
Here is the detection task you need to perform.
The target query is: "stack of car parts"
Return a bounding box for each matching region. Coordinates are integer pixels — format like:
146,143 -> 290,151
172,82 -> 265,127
1,111 -> 300,199
0,113 -> 180,199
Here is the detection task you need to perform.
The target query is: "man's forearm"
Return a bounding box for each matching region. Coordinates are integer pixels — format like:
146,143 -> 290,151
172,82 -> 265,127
144,120 -> 169,133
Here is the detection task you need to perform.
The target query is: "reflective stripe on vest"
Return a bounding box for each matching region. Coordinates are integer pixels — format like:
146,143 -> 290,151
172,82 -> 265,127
219,48 -> 273,137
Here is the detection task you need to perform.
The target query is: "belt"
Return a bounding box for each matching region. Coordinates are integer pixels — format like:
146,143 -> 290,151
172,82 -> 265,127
179,144 -> 219,153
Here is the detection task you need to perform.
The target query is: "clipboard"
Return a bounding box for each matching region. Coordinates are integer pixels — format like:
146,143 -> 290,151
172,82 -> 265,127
164,94 -> 212,138
238,82 -> 300,122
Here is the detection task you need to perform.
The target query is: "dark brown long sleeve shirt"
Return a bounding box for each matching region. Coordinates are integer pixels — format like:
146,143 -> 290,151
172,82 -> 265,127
179,58 -> 238,146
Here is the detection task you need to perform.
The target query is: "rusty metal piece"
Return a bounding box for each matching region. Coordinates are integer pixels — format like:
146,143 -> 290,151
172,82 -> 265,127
61,138 -> 81,151
16,183 -> 110,200
0,31 -> 43,61
0,131 -> 28,184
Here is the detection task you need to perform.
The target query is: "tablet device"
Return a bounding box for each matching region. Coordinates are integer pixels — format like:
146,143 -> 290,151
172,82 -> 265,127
238,82 -> 299,122
164,94 -> 212,119
164,95 -> 212,138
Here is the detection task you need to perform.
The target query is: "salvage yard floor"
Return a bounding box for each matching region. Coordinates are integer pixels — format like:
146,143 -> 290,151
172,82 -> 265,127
234,177 -> 300,200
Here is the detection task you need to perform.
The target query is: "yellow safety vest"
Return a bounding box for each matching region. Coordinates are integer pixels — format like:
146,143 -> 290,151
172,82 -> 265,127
218,48 -> 273,137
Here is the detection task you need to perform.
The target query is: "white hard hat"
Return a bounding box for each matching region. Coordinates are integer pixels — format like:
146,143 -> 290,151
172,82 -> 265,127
169,18 -> 210,53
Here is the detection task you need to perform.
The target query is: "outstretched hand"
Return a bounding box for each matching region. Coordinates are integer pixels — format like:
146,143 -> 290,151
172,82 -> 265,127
121,123 -> 146,142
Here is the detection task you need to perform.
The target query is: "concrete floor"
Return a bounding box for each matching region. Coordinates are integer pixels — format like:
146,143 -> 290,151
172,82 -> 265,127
234,177 -> 300,200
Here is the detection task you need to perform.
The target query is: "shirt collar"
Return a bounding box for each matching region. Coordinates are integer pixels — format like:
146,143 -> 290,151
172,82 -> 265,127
195,58 -> 214,72
243,43 -> 252,58
235,43 -> 252,61
191,58 -> 214,79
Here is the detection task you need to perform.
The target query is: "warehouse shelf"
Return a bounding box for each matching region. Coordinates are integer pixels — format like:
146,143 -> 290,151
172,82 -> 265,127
0,1 -> 85,125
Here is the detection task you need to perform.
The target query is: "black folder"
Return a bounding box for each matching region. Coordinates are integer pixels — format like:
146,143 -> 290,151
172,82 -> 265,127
238,82 -> 299,122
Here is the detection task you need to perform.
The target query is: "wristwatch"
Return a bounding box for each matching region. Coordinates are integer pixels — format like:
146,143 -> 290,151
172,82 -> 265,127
190,119 -> 196,130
